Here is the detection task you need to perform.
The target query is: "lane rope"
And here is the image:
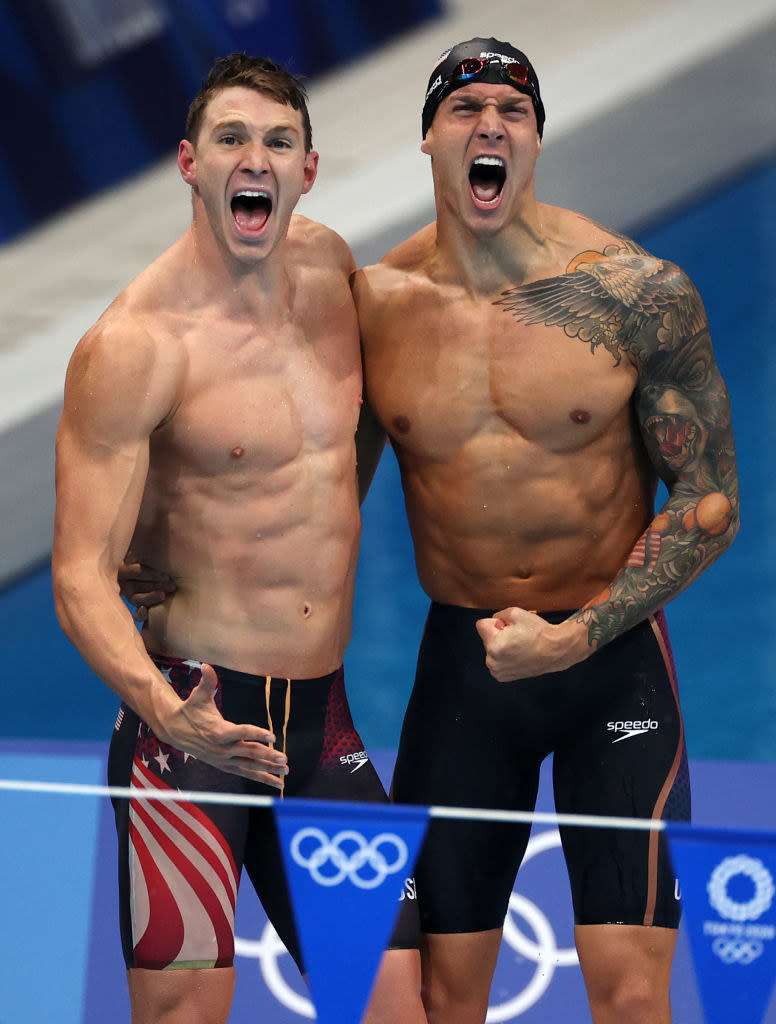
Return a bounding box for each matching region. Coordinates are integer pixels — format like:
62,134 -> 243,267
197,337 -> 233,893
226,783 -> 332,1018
0,777 -> 664,831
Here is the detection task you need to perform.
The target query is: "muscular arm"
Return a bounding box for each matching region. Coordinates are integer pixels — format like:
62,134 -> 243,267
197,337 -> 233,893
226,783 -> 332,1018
52,319 -> 286,782
579,278 -> 738,648
481,258 -> 739,679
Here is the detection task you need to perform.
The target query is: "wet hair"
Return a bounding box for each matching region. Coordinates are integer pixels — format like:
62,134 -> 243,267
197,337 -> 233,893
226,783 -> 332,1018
185,53 -> 313,151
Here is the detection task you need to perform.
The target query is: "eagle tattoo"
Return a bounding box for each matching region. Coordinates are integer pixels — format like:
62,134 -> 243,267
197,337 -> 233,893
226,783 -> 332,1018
492,237 -> 738,649
494,251 -> 708,368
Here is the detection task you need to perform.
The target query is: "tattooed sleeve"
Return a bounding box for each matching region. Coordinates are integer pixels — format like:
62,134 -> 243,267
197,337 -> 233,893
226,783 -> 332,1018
496,250 -> 740,650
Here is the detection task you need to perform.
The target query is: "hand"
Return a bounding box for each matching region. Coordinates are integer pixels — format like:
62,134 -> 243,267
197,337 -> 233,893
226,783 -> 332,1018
119,554 -> 176,621
159,664 -> 289,789
475,607 -> 587,681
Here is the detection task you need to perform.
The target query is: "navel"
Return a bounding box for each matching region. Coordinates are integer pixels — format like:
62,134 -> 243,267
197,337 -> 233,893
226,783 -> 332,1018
570,409 -> 591,425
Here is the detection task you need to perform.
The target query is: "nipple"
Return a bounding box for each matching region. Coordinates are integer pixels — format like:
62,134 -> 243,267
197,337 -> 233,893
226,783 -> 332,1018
570,409 -> 591,424
231,445 -> 245,459
392,415 -> 411,434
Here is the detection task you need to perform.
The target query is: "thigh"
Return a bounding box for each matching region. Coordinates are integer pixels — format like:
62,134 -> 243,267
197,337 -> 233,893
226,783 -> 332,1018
297,668 -> 421,952
554,614 -> 689,928
243,668 -> 421,965
393,604 -> 542,933
241,805 -> 303,967
109,695 -> 251,971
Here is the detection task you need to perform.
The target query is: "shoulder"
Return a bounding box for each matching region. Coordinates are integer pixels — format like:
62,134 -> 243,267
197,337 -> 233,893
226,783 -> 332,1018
288,215 -> 356,276
69,302 -> 151,379
579,253 -> 702,316
544,206 -> 702,324
73,236 -> 191,370
64,284 -> 186,433
70,271 -> 184,377
381,222 -> 437,270
354,222 -> 436,305
543,204 -> 653,270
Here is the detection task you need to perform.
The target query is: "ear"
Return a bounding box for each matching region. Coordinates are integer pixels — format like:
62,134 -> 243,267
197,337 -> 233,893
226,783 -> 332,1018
301,149 -> 319,194
420,130 -> 433,156
178,139 -> 197,186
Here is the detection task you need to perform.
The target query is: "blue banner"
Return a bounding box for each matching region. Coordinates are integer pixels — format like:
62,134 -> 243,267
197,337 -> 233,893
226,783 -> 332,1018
667,824 -> 776,1024
274,797 -> 429,1024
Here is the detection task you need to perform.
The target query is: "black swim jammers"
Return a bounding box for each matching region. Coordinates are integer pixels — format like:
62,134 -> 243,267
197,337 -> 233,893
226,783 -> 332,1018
392,603 -> 690,934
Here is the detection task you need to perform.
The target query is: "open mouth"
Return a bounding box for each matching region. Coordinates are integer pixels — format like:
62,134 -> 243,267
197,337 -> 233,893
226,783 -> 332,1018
231,189 -> 273,233
469,156 -> 506,205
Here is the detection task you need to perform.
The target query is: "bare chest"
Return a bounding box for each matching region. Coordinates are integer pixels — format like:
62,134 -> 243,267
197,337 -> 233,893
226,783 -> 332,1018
153,312 -> 362,478
365,298 -> 637,456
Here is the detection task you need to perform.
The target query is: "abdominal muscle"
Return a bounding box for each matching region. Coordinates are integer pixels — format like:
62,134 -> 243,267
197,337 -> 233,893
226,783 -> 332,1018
401,435 -> 655,611
135,459 -> 360,680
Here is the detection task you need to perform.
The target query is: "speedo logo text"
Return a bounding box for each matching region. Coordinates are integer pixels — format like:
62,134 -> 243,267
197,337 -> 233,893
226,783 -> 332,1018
340,750 -> 369,772
607,719 -> 659,743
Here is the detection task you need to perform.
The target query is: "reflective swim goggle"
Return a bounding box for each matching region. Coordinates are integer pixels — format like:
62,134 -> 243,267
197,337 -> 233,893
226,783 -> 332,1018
431,57 -> 540,117
446,56 -> 533,90
422,54 -> 545,139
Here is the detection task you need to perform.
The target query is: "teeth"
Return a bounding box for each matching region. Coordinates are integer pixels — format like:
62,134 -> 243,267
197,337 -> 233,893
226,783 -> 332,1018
234,189 -> 270,199
472,156 -> 505,168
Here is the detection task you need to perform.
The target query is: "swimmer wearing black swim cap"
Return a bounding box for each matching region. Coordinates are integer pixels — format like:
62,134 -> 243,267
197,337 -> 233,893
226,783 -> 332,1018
421,36 -> 545,140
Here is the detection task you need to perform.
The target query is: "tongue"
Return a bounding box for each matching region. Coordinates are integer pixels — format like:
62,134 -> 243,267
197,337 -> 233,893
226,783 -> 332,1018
472,181 -> 500,203
234,204 -> 269,232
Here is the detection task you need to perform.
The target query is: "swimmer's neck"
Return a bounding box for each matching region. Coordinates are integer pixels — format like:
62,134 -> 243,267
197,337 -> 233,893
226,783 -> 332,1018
180,222 -> 295,317
432,206 -> 560,295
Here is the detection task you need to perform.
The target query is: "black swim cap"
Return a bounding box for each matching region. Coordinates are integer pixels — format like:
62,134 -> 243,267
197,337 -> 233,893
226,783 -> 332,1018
421,37 -> 545,140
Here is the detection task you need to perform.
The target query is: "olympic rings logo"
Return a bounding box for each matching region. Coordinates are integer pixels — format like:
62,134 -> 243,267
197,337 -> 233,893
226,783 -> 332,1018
711,936 -> 764,965
707,855 -> 775,922
290,827 -> 408,889
236,828 -> 577,1020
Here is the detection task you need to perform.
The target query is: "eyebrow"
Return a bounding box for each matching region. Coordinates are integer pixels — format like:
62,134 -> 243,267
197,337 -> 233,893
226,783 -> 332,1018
210,119 -> 247,134
210,118 -> 301,136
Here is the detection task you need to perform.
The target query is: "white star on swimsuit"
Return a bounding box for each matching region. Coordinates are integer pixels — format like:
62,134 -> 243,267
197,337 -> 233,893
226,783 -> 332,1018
154,751 -> 171,774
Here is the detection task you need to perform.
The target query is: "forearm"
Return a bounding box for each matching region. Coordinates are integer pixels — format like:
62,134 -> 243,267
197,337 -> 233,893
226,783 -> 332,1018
570,482 -> 740,653
53,565 -> 180,738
